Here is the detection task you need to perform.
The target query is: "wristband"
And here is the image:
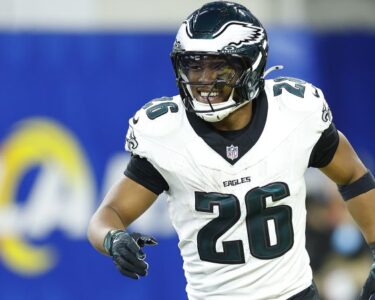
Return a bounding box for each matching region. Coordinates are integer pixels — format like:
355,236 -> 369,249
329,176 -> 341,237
103,229 -> 124,255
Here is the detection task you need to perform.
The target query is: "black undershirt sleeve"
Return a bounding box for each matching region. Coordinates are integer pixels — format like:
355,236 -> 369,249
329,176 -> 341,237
308,123 -> 340,168
124,155 -> 169,195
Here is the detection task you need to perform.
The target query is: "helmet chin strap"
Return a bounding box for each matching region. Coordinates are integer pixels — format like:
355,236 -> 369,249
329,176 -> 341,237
181,70 -> 255,122
193,87 -> 251,122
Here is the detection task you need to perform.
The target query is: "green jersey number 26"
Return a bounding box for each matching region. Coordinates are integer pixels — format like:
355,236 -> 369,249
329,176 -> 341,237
195,182 -> 294,264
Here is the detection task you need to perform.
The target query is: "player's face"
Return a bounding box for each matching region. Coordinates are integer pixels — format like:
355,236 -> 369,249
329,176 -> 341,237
178,55 -> 244,104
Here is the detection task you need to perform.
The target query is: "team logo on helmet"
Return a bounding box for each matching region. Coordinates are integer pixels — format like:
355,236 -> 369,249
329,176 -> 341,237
179,21 -> 265,53
226,145 -> 239,161
218,22 -> 265,51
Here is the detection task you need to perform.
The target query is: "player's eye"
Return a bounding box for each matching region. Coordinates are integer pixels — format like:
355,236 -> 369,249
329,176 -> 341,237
210,62 -> 226,70
189,64 -> 203,71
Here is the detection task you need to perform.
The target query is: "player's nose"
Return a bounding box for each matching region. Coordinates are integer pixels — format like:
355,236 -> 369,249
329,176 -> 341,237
199,67 -> 218,82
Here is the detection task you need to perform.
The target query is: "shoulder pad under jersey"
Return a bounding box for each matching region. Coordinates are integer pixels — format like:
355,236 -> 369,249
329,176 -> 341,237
264,77 -> 333,132
125,96 -> 184,154
265,77 -> 327,112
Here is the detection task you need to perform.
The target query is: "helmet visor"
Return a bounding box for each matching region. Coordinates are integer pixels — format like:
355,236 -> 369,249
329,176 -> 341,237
176,53 -> 246,86
174,52 -> 247,105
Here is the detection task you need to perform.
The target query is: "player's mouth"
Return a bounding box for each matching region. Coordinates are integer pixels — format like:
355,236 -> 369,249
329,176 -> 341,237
196,89 -> 223,103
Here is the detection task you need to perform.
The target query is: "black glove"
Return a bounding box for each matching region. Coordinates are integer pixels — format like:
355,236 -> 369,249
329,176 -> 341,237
104,230 -> 158,279
359,263 -> 375,300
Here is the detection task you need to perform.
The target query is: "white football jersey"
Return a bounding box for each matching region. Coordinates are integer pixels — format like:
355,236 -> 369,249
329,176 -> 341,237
125,78 -> 333,300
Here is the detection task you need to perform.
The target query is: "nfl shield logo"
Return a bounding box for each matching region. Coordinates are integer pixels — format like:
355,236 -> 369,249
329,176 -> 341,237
226,145 -> 239,161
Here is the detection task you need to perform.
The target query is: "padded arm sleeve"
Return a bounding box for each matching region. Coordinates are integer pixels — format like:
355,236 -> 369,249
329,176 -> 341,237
124,155 -> 169,195
308,123 -> 339,168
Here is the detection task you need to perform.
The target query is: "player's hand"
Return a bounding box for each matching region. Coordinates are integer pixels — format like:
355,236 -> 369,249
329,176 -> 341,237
105,230 -> 158,279
359,263 -> 375,300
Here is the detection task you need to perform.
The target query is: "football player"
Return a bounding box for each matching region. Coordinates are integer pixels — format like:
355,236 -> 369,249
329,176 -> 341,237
87,1 -> 375,299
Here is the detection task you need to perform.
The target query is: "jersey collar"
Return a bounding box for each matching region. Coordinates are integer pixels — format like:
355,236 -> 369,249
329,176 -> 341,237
186,90 -> 268,165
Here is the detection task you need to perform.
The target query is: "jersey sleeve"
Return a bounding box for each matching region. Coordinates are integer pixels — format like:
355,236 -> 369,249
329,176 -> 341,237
300,81 -> 339,168
124,97 -> 181,193
124,155 -> 169,195
308,123 -> 339,168
303,83 -> 339,168
269,77 -> 339,169
124,97 -> 181,157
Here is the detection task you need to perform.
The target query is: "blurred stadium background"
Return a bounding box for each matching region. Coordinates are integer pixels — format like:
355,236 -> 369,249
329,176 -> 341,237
0,1 -> 374,299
